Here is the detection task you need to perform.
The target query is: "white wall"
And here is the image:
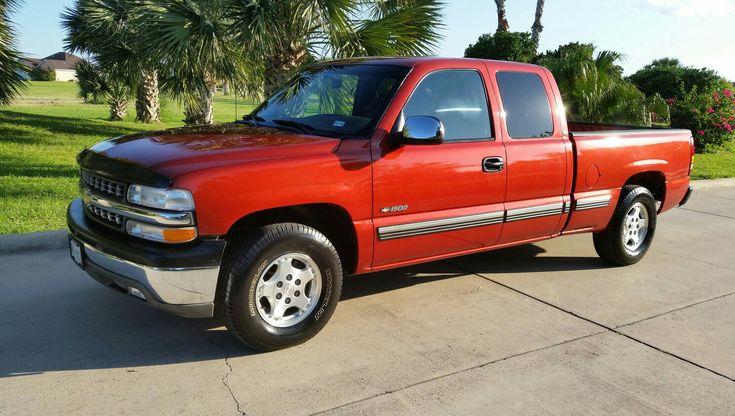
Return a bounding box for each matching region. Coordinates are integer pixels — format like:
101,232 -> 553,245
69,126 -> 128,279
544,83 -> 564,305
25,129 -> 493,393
55,69 -> 77,82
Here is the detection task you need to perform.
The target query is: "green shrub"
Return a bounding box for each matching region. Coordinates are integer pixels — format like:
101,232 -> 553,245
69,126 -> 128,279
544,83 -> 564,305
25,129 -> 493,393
628,58 -> 723,100
29,66 -> 55,81
672,86 -> 735,152
74,60 -> 107,104
464,31 -> 537,63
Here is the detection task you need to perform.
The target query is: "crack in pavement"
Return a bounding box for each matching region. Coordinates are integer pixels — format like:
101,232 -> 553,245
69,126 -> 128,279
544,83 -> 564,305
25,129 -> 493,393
616,291 -> 735,329
188,321 -> 247,416
678,207 -> 735,220
448,260 -> 735,384
310,331 -> 606,416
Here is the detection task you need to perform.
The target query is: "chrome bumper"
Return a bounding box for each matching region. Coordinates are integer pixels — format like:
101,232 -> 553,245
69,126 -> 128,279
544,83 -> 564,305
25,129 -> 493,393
75,238 -> 220,318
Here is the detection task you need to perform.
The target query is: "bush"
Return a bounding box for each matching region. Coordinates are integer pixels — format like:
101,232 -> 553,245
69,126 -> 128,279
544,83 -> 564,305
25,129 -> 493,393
464,31 -> 537,63
29,66 -> 55,81
628,59 -> 723,100
75,60 -> 108,104
672,86 -> 735,152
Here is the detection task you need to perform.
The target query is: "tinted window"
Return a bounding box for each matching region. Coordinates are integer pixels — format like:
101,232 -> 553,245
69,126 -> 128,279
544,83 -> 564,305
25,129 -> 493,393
403,70 -> 492,141
496,72 -> 554,139
252,64 -> 409,138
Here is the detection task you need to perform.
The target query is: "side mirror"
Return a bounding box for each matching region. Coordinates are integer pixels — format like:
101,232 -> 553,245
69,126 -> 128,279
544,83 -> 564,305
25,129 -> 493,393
394,115 -> 445,145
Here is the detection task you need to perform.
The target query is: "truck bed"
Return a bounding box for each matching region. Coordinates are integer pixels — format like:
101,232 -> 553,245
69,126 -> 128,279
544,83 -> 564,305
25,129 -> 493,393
563,123 -> 693,234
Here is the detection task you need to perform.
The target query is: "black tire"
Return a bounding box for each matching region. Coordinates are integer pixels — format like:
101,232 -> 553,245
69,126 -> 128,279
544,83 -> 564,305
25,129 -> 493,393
593,186 -> 657,266
218,223 -> 343,351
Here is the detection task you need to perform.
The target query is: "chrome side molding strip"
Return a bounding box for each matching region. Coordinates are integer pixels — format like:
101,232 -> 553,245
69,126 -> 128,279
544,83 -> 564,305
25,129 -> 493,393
378,211 -> 504,241
378,195 -> 613,241
505,202 -> 565,223
575,195 -> 612,211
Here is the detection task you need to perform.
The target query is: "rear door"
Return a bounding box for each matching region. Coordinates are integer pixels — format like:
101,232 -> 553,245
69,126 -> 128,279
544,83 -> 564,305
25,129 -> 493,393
371,61 -> 507,268
489,66 -> 572,244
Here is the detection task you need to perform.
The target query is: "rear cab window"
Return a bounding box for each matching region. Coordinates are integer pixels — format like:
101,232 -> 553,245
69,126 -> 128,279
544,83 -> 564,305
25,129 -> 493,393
496,71 -> 554,139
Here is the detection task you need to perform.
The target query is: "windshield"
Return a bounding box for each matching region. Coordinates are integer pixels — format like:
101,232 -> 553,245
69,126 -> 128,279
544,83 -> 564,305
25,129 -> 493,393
249,64 -> 410,138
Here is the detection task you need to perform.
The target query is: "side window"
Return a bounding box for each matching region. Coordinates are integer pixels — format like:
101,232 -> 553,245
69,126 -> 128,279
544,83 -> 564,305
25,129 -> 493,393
403,70 -> 492,141
496,71 -> 554,139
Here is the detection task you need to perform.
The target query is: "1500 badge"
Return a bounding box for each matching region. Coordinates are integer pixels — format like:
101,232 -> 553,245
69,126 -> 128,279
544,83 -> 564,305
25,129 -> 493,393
380,205 -> 409,213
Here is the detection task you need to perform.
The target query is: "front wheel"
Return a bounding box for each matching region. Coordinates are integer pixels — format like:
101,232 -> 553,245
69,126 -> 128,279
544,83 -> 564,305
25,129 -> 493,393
218,223 -> 343,351
593,186 -> 657,266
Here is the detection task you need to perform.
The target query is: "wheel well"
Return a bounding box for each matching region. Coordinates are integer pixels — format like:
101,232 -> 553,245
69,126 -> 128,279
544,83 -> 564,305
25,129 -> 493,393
226,204 -> 358,275
625,171 -> 666,202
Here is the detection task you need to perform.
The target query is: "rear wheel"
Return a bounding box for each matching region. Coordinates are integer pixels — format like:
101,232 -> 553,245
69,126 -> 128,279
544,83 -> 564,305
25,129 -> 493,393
218,223 -> 343,351
593,186 -> 657,266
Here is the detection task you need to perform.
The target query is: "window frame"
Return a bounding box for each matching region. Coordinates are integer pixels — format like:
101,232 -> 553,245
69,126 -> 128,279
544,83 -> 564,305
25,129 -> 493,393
496,70 -> 556,140
397,68 -> 495,143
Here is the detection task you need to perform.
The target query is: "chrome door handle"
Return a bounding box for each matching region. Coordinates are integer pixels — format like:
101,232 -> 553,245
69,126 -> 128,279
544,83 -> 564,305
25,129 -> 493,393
482,157 -> 504,173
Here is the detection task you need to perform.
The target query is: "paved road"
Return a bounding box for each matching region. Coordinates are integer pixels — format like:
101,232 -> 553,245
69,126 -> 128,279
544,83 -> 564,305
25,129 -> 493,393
1,186 -> 734,415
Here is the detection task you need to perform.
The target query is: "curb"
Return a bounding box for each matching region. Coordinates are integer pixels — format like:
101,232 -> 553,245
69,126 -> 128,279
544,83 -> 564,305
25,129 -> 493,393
0,230 -> 67,254
691,178 -> 735,190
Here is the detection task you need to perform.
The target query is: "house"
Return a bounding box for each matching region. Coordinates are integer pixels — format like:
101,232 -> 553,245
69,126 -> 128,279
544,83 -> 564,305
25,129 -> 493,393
36,52 -> 82,81
15,57 -> 41,80
18,52 -> 82,81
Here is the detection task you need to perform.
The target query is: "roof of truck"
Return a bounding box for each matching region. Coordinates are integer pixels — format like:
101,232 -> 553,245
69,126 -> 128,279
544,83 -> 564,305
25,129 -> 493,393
319,56 -> 543,70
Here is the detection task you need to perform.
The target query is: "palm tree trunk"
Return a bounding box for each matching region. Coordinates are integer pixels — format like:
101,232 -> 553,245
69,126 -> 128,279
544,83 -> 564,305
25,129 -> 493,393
531,0 -> 545,48
262,42 -> 308,98
108,97 -> 128,121
183,82 -> 215,125
135,69 -> 160,123
494,0 -> 509,32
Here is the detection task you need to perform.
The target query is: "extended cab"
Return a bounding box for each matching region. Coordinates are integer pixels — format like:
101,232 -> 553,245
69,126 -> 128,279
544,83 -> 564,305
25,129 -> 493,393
67,58 -> 694,350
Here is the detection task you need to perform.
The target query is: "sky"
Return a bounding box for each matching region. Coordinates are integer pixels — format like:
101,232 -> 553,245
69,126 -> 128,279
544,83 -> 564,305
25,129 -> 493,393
12,0 -> 735,81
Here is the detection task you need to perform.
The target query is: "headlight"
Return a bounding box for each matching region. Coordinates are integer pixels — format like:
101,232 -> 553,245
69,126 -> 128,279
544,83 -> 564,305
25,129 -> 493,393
126,220 -> 197,243
127,185 -> 195,211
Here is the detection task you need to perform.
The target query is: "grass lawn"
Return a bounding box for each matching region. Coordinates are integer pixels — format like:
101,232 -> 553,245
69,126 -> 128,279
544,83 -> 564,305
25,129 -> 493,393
1,81 -> 256,234
1,81 -> 734,234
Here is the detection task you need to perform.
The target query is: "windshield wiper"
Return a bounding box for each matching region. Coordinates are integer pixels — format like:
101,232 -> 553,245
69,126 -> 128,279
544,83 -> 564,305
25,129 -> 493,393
238,114 -> 265,126
271,119 -> 317,134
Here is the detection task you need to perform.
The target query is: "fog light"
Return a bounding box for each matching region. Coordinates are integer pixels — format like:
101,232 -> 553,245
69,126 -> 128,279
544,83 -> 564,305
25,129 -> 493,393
129,287 -> 146,300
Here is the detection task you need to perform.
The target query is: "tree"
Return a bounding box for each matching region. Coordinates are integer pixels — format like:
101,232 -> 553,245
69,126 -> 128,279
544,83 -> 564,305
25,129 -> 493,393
29,65 -> 56,81
464,31 -> 536,63
228,0 -> 444,97
531,0 -> 545,48
0,0 -> 25,105
138,0 -> 245,125
538,42 -> 655,125
494,0 -> 509,32
628,58 -> 724,100
61,0 -> 161,123
75,59 -> 107,103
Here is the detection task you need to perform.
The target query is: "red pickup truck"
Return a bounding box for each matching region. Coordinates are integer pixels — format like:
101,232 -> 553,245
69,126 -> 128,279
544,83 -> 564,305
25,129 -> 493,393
68,57 -> 694,350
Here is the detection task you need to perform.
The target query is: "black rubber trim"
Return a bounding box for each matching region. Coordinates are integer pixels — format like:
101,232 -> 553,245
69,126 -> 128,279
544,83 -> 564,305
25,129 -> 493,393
84,258 -> 214,318
67,198 -> 226,269
679,186 -> 694,207
77,148 -> 171,188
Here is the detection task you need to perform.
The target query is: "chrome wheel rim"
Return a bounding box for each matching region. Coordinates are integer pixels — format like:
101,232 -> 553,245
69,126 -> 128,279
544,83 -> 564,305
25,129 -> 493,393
622,202 -> 649,253
255,253 -> 322,328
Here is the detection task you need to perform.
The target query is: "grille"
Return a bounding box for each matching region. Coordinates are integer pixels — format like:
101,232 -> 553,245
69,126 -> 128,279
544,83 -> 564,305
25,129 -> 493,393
82,170 -> 126,199
87,204 -> 124,227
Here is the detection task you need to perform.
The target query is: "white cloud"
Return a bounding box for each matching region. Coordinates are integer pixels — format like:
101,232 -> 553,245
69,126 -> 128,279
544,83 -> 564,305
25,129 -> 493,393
644,0 -> 735,17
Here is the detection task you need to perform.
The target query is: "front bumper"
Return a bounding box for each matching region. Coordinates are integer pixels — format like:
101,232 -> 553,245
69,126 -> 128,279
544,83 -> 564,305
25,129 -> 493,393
67,198 -> 226,318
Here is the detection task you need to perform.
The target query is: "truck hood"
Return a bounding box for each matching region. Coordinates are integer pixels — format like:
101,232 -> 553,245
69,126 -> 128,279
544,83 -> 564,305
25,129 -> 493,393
81,123 -> 342,181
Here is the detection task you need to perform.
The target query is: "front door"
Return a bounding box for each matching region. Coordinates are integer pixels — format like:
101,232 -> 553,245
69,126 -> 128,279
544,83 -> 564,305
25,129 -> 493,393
371,64 -> 507,268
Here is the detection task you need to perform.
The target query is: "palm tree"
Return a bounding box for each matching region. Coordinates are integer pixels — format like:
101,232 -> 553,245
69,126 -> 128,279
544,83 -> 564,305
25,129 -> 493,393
137,0 -> 245,125
0,0 -> 25,106
493,0 -> 509,32
531,0 -> 545,48
538,43 -> 650,125
61,0 -> 161,123
228,0 -> 444,97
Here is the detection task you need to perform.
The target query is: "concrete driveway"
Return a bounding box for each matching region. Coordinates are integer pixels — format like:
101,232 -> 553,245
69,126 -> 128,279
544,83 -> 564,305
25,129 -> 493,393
1,185 -> 734,415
